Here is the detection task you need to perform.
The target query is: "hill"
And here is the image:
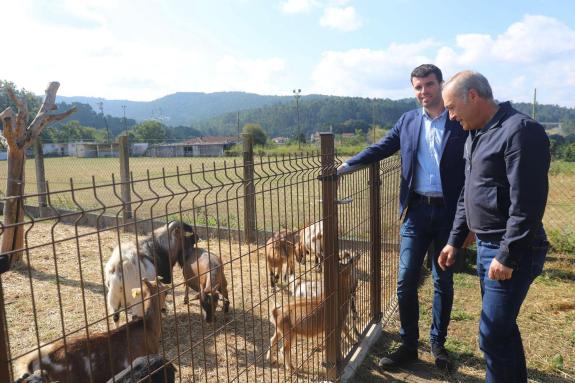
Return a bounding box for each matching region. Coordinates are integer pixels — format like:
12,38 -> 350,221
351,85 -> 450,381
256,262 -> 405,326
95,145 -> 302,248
57,92 -> 293,126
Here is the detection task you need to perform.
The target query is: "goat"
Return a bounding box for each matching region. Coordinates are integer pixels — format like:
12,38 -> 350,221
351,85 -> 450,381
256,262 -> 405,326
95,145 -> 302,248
178,247 -> 230,323
15,279 -> 168,383
266,252 -> 360,371
264,229 -> 305,291
105,220 -> 197,326
14,370 -> 50,383
296,221 -> 324,272
105,354 -> 176,383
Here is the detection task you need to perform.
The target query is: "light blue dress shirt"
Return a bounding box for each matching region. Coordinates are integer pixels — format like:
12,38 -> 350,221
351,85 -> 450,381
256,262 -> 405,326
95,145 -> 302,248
413,108 -> 447,197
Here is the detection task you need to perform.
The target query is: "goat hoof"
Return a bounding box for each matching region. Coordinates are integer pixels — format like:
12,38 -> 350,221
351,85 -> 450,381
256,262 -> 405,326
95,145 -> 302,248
183,297 -> 189,304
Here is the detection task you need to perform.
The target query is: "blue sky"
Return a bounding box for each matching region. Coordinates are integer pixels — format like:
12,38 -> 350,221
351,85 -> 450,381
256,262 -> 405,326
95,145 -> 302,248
4,0 -> 575,107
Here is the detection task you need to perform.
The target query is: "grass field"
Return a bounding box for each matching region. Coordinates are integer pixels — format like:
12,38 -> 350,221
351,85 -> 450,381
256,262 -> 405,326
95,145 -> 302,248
1,157 -> 572,236
354,252 -> 575,382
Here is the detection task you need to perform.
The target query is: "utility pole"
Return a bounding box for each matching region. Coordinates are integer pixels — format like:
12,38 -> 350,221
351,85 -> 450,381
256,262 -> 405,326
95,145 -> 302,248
97,101 -> 111,144
237,111 -> 240,138
372,98 -> 377,143
121,105 -> 128,135
293,89 -> 301,150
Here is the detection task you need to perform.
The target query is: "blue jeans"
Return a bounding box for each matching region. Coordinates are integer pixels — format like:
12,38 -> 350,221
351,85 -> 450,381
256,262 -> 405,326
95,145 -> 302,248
397,200 -> 454,349
476,229 -> 548,383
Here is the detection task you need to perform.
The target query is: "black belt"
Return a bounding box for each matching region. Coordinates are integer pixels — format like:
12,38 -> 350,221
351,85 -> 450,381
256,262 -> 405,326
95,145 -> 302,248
411,193 -> 444,207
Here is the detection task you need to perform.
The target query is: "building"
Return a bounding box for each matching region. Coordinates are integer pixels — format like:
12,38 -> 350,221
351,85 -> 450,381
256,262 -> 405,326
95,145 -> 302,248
146,136 -> 239,157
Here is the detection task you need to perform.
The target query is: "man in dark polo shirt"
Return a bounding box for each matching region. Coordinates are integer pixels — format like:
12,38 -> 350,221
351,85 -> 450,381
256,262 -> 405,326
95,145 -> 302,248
439,70 -> 550,383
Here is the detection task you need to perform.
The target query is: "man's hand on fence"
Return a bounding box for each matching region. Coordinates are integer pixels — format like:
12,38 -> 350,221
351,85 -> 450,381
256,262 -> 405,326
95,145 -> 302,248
438,244 -> 457,271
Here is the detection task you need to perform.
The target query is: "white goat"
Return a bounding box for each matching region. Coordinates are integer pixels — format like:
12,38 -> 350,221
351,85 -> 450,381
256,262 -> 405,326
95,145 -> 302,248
104,221 -> 197,326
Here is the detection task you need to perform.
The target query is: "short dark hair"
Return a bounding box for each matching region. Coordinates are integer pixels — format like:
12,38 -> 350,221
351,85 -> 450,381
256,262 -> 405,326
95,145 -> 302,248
411,64 -> 443,84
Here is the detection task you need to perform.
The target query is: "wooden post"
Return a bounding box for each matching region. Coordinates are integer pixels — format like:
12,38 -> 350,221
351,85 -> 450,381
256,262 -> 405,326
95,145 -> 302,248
0,281 -> 10,383
369,162 -> 382,321
242,133 -> 256,243
33,138 -> 48,214
119,135 -> 133,223
321,132 -> 340,380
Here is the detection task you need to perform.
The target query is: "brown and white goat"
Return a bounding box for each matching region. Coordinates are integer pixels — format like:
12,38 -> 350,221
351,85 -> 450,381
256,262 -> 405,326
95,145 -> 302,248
179,247 -> 230,323
15,279 -> 168,383
266,252 -> 360,370
105,220 -> 197,326
296,221 -> 324,271
264,229 -> 305,291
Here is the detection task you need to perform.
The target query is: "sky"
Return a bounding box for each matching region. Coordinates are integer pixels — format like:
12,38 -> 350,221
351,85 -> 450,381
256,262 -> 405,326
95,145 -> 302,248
3,0 -> 575,108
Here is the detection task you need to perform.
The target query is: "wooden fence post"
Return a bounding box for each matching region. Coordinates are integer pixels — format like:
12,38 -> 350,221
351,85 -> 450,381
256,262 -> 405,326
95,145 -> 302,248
0,281 -> 10,383
33,138 -> 48,215
119,135 -> 133,225
242,133 -> 256,243
369,162 -> 382,321
320,132 -> 340,380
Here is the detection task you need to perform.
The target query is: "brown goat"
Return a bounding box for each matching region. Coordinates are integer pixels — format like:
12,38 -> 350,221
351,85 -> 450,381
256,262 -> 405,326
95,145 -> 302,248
265,229 -> 305,291
179,247 -> 230,323
266,253 -> 360,370
15,279 -> 168,383
296,221 -> 324,272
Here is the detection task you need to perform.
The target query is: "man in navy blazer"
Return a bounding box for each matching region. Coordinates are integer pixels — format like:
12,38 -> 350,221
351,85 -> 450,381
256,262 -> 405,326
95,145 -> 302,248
338,64 -> 467,370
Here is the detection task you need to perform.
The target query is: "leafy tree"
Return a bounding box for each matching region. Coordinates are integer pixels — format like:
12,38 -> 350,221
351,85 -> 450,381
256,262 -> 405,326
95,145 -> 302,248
367,125 -> 389,144
44,120 -> 106,143
242,123 -> 267,145
131,120 -> 167,142
561,118 -> 575,136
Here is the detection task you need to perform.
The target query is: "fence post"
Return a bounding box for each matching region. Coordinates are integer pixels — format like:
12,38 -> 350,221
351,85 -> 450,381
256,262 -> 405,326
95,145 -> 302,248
369,162 -> 382,321
321,132 -> 340,380
0,282 -> 10,383
33,138 -> 48,215
119,136 -> 133,224
242,133 -> 256,243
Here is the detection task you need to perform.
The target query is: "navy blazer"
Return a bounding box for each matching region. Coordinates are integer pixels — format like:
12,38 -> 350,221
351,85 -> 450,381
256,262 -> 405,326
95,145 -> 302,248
346,108 -> 467,218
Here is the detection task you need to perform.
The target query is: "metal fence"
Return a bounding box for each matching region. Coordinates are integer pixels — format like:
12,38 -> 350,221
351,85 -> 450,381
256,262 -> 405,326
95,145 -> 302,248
0,133 -> 401,382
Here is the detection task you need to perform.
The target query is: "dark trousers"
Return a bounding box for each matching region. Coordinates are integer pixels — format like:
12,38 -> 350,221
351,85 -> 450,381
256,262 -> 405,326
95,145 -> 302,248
476,230 -> 547,383
397,199 -> 454,349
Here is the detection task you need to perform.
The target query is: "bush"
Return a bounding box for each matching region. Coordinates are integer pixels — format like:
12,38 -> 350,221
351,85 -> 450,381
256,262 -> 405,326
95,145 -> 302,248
547,228 -> 575,254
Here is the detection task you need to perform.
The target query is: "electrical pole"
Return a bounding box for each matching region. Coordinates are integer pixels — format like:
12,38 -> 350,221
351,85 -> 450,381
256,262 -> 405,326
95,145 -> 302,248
97,101 -> 111,144
122,105 -> 128,135
237,111 -> 240,138
293,89 -> 301,150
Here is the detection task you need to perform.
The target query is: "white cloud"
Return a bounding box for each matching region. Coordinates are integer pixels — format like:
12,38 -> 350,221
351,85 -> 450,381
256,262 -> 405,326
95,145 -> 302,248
280,0 -> 319,14
311,40 -> 438,98
319,6 -> 362,31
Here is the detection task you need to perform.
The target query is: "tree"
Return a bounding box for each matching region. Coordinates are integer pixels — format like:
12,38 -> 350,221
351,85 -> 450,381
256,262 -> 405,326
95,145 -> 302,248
242,123 -> 267,146
561,118 -> 575,136
131,120 -> 167,142
45,120 -> 106,142
367,125 -> 389,144
1,82 -> 75,265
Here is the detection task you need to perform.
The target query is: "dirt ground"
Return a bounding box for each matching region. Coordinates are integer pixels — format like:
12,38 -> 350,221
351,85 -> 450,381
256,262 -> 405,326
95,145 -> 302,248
1,220 -> 382,382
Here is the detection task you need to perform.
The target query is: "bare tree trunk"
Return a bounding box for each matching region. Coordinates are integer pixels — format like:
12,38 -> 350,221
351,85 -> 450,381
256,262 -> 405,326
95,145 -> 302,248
1,149 -> 26,263
1,82 -> 75,266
